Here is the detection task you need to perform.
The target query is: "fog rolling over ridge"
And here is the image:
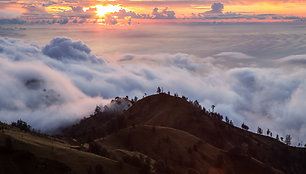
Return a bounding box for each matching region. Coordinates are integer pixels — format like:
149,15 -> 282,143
0,32 -> 306,144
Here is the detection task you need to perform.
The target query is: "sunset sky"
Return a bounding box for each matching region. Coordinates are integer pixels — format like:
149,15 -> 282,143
0,0 -> 305,24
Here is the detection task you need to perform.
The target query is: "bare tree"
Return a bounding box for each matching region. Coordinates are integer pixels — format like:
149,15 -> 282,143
285,134 -> 292,146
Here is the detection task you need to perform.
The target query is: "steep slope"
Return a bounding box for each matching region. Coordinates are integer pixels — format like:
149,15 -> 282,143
122,94 -> 306,174
96,125 -> 284,174
61,93 -> 306,174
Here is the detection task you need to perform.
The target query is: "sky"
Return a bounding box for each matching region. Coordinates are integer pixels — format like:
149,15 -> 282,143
0,0 -> 306,24
0,0 -> 306,146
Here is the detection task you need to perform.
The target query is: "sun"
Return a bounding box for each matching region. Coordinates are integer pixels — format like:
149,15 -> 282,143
83,5 -> 130,17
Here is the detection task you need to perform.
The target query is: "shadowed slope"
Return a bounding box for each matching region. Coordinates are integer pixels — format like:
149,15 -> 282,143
97,125 -> 284,174
0,126 -> 138,174
122,94 -> 306,174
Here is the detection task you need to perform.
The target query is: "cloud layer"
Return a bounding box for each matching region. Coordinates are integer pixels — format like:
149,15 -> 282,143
0,37 -> 306,145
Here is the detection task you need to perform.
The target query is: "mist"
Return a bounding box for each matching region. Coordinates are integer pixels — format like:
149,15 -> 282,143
0,36 -> 306,144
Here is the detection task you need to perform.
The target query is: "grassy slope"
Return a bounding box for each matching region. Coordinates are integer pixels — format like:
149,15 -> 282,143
122,94 -> 306,174
0,127 -> 138,174
2,94 -> 305,174
97,125 -> 284,174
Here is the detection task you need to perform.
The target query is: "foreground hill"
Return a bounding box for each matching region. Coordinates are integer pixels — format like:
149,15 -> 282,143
2,93 -> 306,174
98,125 -> 284,174
0,123 -> 138,174
63,93 -> 306,174
122,94 -> 306,174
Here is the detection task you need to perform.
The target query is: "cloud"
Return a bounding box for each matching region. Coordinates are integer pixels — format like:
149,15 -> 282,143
1,37 -> 306,145
278,55 -> 306,65
104,15 -> 118,25
70,6 -> 83,13
196,2 -> 303,22
214,52 -> 254,59
42,37 -> 104,63
112,9 -> 144,19
119,55 -> 135,62
205,2 -> 224,14
152,7 -> 176,19
0,18 -> 26,24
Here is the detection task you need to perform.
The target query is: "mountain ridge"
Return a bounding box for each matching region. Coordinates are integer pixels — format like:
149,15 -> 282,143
1,93 -> 306,174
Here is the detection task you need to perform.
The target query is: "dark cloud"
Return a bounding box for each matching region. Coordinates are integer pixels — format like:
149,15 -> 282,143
0,18 -> 26,24
42,37 -> 104,63
197,2 -> 302,21
112,9 -> 143,19
207,2 -> 224,14
152,7 -> 176,19
119,55 -> 135,62
70,6 -> 84,13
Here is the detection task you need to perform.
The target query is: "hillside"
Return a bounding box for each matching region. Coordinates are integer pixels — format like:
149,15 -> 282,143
2,93 -> 306,174
122,94 -> 306,174
0,124 -> 138,174
98,125 -> 284,174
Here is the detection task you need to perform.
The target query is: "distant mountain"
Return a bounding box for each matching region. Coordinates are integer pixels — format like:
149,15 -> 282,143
1,93 -> 306,174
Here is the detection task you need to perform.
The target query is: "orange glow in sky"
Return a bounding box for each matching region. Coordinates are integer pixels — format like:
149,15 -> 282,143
1,0 -> 305,24
83,5 -> 131,17
45,5 -> 72,13
225,2 -> 306,17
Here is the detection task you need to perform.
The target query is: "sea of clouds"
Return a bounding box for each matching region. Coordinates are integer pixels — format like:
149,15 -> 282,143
0,37 -> 306,144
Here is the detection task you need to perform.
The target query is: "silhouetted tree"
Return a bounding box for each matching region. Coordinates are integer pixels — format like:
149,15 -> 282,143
280,137 -> 284,141
241,123 -> 249,131
225,116 -> 229,124
193,100 -> 201,109
229,120 -> 233,126
157,87 -> 161,94
134,96 -> 138,102
257,127 -> 263,135
94,106 -> 102,115
211,105 -> 215,113
11,119 -> 31,132
267,129 -> 270,136
202,107 -> 206,113
276,134 -> 279,141
182,96 -> 188,101
285,135 -> 292,146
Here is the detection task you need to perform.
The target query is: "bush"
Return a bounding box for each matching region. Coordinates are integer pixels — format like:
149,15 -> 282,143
11,119 -> 31,132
